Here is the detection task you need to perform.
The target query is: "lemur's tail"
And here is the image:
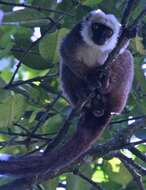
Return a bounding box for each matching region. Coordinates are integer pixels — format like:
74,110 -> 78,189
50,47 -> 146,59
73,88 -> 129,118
0,109 -> 111,178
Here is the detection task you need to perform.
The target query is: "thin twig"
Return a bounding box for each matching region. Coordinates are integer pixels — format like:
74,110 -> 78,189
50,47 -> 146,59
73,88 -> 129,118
0,47 -> 39,55
131,6 -> 146,27
121,0 -> 139,26
73,168 -> 104,190
111,115 -> 146,125
103,1 -> 146,70
114,153 -> 145,190
14,123 -> 30,133
44,107 -> 78,154
18,142 -> 47,158
124,160 -> 145,190
7,43 -> 37,86
89,117 -> 146,158
31,93 -> 62,134
113,153 -> 146,176
4,73 -> 58,89
0,139 -> 40,147
44,98 -> 87,154
6,23 -> 58,87
129,147 -> 146,163
0,130 -> 51,140
10,36 -> 51,85
0,1 -> 73,16
129,139 -> 146,147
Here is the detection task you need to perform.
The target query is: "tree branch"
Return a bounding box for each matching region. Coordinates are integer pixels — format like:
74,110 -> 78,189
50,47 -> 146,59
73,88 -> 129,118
131,6 -> 146,27
44,107 -> 77,154
89,116 -> 146,158
121,0 -> 139,26
30,92 -> 62,135
103,0 -> 146,69
113,153 -> 146,176
111,115 -> 146,125
128,147 -> 146,163
6,42 -> 39,86
4,73 -> 58,89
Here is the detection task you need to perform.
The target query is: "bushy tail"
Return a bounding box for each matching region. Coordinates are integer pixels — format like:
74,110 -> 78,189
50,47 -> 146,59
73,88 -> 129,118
0,109 -> 112,178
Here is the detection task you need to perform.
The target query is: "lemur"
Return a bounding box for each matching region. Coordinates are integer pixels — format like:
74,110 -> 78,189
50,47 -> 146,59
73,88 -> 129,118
0,10 -> 134,178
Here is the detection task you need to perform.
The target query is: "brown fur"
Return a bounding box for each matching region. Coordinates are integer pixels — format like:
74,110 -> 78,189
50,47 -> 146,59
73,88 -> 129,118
60,22 -> 134,109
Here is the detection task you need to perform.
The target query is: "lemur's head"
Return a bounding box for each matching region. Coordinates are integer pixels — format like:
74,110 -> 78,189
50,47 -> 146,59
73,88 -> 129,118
81,9 -> 121,51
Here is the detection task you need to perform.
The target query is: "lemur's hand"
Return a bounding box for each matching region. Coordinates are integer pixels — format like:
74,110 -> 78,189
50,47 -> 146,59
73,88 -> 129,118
81,66 -> 110,117
85,66 -> 110,94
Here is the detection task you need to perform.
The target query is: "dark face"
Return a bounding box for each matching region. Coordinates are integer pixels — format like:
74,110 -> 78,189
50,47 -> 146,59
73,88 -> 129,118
91,22 -> 113,45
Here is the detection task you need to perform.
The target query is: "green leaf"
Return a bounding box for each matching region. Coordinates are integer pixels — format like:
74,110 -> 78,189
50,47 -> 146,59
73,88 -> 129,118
0,77 -> 6,88
13,31 -> 52,70
66,174 -> 91,190
134,37 -> 146,55
42,178 -> 58,190
19,84 -> 49,105
56,0 -> 74,12
44,114 -> 63,133
4,9 -> 47,27
81,0 -> 103,7
92,169 -> 108,183
39,28 -> 69,63
56,3 -> 90,28
80,164 -> 93,178
0,90 -> 27,128
32,0 -> 56,8
133,57 -> 146,113
0,26 -> 17,57
0,69 -> 13,83
0,88 -> 11,103
105,158 -> 132,186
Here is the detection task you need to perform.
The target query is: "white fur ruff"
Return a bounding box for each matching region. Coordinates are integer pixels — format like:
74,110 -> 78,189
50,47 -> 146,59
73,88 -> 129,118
81,9 -> 121,52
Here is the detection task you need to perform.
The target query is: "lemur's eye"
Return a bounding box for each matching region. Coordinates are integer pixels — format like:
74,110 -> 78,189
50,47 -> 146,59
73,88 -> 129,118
108,29 -> 113,37
92,23 -> 99,30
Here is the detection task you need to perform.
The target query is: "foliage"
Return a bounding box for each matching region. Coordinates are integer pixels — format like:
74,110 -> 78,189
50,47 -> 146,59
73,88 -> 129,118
0,0 -> 146,190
